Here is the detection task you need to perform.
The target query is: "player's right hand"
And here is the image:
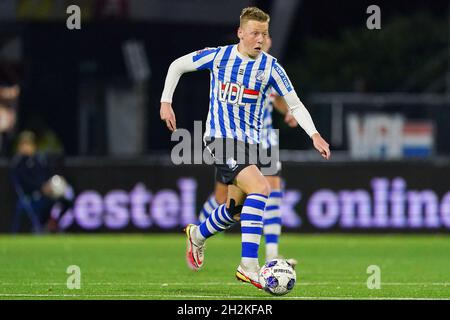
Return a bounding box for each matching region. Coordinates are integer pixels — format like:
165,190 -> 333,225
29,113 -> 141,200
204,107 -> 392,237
160,102 -> 177,132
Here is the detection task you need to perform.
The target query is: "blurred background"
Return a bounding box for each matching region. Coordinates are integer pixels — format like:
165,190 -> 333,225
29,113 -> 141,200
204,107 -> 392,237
1,0 -> 449,234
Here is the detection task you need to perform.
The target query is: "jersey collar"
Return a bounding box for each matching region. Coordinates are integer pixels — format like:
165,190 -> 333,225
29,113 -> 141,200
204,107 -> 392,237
234,44 -> 262,62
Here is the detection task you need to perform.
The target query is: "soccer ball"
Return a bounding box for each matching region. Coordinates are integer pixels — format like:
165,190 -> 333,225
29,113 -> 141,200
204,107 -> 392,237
259,259 -> 296,296
48,175 -> 68,199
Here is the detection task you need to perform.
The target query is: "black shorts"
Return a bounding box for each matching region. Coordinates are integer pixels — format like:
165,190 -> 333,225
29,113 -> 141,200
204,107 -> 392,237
204,137 -> 280,185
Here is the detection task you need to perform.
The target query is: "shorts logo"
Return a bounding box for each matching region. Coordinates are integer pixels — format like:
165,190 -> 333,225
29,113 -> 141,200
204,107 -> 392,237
226,157 -> 238,170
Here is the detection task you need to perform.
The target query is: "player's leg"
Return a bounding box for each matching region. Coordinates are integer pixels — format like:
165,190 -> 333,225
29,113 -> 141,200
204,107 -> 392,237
195,184 -> 247,266
186,193 -> 238,270
185,138 -> 268,275
263,168 -> 298,268
185,141 -> 241,271
264,175 -> 282,261
259,145 -> 284,262
198,181 -> 227,224
194,185 -> 243,245
233,164 -> 271,288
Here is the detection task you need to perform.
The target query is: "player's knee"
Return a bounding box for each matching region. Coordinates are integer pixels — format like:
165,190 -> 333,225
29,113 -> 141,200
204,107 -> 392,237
257,180 -> 271,197
247,181 -> 270,197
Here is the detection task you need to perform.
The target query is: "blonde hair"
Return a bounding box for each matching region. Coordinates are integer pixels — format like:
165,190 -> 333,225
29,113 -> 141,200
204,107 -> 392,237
239,7 -> 270,27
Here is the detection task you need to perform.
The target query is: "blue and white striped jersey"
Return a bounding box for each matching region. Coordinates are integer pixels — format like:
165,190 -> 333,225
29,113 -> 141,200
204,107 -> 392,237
191,44 -> 294,144
259,89 -> 279,149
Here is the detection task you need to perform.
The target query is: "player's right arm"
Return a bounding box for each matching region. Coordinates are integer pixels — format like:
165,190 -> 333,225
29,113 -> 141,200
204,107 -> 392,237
160,48 -> 219,132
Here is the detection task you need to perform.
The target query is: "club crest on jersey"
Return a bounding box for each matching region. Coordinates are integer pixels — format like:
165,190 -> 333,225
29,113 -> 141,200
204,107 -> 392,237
218,81 -> 259,106
256,70 -> 265,82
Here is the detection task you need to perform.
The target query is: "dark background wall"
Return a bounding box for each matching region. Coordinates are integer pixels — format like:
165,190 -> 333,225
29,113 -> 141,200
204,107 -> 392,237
2,160 -> 450,233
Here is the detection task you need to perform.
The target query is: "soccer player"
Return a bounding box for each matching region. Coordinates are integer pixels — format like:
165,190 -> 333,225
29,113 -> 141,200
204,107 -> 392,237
160,7 -> 330,289
198,36 -> 299,266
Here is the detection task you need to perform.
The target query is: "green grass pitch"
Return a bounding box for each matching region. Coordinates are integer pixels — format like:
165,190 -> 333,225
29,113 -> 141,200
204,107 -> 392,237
0,233 -> 449,300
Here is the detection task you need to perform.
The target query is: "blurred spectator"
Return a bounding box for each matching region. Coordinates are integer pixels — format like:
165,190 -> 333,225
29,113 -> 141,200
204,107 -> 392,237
0,85 -> 19,156
0,84 -> 20,103
9,130 -> 72,233
29,115 -> 64,156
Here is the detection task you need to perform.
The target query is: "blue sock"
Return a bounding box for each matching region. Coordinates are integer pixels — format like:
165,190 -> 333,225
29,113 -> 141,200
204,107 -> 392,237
264,190 -> 282,261
198,195 -> 219,225
196,204 -> 235,243
240,193 -> 268,270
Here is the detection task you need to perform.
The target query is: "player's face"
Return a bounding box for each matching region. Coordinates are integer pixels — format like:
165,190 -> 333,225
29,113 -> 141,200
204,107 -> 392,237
238,20 -> 269,59
262,36 -> 272,53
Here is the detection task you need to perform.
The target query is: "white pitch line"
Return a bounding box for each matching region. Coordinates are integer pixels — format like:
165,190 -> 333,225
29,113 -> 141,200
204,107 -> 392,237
1,282 -> 449,286
0,293 -> 449,300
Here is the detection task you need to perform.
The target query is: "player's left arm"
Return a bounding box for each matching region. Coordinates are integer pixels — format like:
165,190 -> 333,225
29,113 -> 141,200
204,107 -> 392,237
269,63 -> 331,160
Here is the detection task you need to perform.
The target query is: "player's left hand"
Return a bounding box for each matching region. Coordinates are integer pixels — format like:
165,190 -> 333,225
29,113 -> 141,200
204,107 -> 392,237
311,133 -> 331,160
284,112 -> 298,127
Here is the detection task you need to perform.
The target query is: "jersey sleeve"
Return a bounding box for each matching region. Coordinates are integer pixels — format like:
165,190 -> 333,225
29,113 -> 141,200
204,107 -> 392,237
268,62 -> 294,97
191,47 -> 220,71
160,47 -> 218,103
